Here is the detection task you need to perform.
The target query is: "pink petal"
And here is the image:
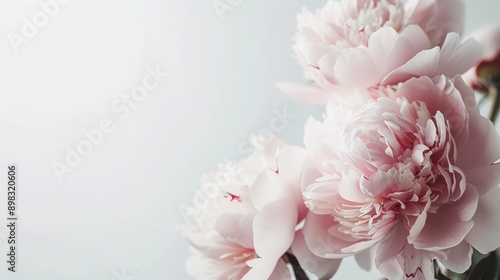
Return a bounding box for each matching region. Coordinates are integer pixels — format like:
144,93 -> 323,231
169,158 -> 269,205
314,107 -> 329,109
302,211 -> 349,258
375,222 -> 407,280
365,26 -> 400,73
382,46 -> 440,86
293,42 -> 335,68
355,247 -> 375,272
243,257 -> 280,280
406,0 -> 465,46
333,26 -> 432,89
250,170 -> 283,211
302,211 -> 377,258
376,223 -> 435,280
457,110 -> 500,196
435,35 -> 482,77
378,25 -> 431,74
408,201 -> 431,242
411,186 -> 478,251
300,163 -> 323,193
250,147 -> 306,215
465,187 -> 500,254
403,248 -> 435,280
396,76 -> 468,142
253,200 -> 298,259
215,213 -> 254,248
382,33 -> 482,86
438,241 -> 472,273
275,146 -> 307,194
338,170 -> 366,203
334,46 -> 381,88
268,258 -> 291,280
292,230 -> 341,279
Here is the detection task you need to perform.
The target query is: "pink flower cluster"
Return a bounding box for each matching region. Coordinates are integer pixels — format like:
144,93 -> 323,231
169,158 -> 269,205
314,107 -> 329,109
181,139 -> 341,279
181,0 -> 500,279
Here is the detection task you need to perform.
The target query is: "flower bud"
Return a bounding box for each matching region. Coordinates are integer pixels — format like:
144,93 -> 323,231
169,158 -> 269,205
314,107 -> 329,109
464,24 -> 500,92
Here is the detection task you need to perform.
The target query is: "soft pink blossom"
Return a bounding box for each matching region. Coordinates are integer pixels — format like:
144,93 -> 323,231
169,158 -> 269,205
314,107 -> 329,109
181,138 -> 340,279
463,24 -> 500,92
278,0 -> 473,104
301,75 -> 500,279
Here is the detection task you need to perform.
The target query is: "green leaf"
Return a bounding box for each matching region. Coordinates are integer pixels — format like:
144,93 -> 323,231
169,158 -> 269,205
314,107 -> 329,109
467,252 -> 499,280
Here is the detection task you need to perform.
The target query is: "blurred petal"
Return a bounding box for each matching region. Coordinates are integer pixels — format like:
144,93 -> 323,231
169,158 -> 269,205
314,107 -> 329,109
355,247 -> 375,272
269,259 -> 291,280
406,0 -> 465,45
215,213 -> 254,248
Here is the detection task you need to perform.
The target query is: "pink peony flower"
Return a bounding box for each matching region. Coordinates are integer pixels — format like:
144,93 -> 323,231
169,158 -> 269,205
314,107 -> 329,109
278,0 -> 475,104
301,75 -> 500,279
463,24 -> 500,92
181,138 -> 340,279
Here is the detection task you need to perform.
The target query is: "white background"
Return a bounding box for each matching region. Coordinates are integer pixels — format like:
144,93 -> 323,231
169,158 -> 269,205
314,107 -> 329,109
0,0 -> 498,279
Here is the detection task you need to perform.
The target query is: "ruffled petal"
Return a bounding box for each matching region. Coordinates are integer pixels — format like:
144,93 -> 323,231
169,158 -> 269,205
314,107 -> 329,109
302,211 -> 380,258
302,211 -> 352,258
376,223 -> 435,280
411,185 -> 478,251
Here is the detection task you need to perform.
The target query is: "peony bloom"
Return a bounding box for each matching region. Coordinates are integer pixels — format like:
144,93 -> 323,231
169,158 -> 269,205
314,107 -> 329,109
463,24 -> 500,92
278,0 -> 474,104
180,138 -> 340,279
301,75 -> 500,279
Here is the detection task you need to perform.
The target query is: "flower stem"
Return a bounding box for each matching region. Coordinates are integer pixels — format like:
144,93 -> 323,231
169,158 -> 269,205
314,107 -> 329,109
488,86 -> 500,123
283,252 -> 309,280
434,260 -> 452,280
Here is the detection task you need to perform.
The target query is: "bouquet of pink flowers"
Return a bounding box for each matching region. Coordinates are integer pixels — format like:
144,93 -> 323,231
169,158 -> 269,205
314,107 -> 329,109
180,1 -> 500,279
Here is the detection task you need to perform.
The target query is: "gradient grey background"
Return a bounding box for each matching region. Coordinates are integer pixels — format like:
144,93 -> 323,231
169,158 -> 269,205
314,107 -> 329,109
0,0 -> 498,279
